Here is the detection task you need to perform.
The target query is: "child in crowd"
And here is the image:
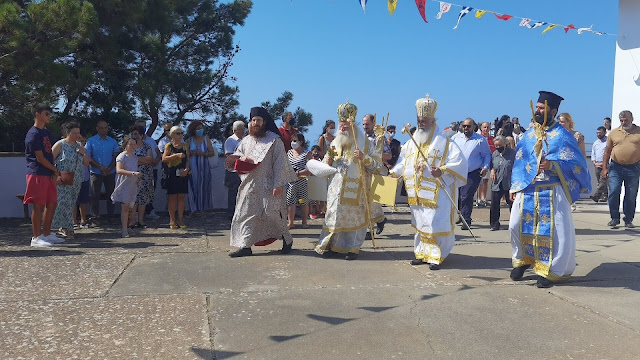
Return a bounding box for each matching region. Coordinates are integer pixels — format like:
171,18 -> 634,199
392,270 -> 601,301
308,145 -> 325,219
111,138 -> 142,238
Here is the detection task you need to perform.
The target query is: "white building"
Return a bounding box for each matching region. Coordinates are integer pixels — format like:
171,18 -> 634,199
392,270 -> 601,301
611,0 -> 640,211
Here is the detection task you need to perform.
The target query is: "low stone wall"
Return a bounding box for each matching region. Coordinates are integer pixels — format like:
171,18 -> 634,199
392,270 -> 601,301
0,153 -> 229,218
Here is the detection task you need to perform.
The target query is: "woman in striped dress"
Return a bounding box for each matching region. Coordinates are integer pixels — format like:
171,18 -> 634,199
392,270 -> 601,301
287,133 -> 312,228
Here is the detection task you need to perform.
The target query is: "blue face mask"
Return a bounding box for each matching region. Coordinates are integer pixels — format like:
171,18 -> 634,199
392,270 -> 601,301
387,132 -> 396,139
196,129 -> 204,136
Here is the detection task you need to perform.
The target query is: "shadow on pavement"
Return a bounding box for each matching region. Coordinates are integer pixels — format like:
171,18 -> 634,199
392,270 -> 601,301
566,262 -> 640,291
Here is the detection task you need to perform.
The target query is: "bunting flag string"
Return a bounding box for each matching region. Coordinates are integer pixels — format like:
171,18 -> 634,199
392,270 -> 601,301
542,24 -> 560,35
347,0 -> 614,37
358,0 -> 367,13
415,0 -> 428,23
475,9 -> 488,19
388,0 -> 398,15
436,2 -> 451,20
453,6 -> 472,29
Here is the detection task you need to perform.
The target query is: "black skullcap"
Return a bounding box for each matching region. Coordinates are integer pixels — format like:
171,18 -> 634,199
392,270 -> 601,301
250,107 -> 280,136
537,91 -> 564,111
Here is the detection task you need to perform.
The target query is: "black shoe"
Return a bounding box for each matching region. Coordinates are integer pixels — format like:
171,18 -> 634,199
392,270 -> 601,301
607,219 -> 620,228
410,259 -> 424,266
455,218 -> 462,225
625,222 -> 635,228
281,240 -> 293,254
510,265 -> 530,281
375,217 -> 387,235
490,225 -> 500,231
429,263 -> 440,270
345,252 -> 358,260
536,276 -> 554,288
365,232 -> 372,240
229,247 -> 252,258
590,195 -> 600,203
460,222 -> 471,231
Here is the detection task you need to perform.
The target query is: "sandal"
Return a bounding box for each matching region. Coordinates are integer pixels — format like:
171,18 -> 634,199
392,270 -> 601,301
302,223 -> 309,229
170,224 -> 178,230
180,224 -> 188,229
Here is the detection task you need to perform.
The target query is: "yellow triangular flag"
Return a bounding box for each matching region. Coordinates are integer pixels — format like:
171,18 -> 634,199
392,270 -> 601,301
475,10 -> 488,19
388,0 -> 398,15
542,24 -> 560,34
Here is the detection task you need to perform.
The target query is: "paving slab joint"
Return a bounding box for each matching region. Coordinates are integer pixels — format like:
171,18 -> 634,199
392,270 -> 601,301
547,290 -> 640,335
205,293 -> 217,356
103,254 -> 137,297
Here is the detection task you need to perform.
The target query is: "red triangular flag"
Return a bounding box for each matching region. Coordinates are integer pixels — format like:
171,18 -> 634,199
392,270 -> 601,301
564,24 -> 576,33
415,0 -> 427,23
494,13 -> 513,21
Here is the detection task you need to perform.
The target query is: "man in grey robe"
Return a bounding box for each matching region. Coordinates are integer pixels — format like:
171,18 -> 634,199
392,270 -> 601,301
226,107 -> 297,257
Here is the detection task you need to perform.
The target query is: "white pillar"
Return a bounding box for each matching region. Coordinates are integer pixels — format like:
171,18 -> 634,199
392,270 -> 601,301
611,0 -> 640,211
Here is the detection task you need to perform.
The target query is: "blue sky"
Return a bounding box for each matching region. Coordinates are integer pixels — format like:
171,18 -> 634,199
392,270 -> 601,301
230,0 -> 618,146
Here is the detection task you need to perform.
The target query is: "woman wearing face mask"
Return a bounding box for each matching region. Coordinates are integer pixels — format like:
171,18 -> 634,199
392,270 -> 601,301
286,133 -> 312,228
187,120 -> 215,215
129,125 -> 154,229
317,120 -> 336,157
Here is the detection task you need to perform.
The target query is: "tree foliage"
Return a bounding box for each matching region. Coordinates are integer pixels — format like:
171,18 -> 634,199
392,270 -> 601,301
260,90 -> 313,135
0,0 -> 252,151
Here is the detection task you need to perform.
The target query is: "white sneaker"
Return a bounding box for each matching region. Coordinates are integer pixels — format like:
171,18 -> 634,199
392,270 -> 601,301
146,212 -> 160,220
45,234 -> 65,244
31,235 -> 53,248
122,229 -> 130,238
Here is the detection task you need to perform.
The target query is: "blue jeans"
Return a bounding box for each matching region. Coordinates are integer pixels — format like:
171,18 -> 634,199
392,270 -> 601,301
607,161 -> 640,223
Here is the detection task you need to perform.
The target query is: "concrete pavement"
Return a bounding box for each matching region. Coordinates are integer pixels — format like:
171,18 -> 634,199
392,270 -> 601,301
0,200 -> 639,359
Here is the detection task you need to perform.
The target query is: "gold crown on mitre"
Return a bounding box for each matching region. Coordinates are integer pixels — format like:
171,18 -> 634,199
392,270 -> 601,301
337,100 -> 358,123
416,93 -> 438,118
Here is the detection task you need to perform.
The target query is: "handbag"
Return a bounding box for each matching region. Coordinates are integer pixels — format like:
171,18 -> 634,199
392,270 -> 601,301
58,143 -> 81,185
59,171 -> 75,185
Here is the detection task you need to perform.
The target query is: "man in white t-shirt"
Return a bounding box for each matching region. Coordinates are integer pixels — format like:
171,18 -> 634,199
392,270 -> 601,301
224,121 -> 246,220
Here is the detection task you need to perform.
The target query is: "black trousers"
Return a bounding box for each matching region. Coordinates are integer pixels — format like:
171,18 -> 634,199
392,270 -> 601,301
458,169 -> 482,224
490,186 -> 513,227
225,170 -> 241,217
90,172 -> 115,217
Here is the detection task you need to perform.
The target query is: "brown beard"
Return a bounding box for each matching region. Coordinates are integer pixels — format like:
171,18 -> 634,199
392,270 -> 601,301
249,123 -> 267,138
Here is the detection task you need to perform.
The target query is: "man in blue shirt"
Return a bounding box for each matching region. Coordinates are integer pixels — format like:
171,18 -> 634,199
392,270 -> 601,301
85,120 -> 120,219
452,118 -> 491,229
590,126 -> 608,202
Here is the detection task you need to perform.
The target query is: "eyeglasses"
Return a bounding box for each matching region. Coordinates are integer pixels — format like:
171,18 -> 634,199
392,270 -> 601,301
461,125 -> 472,128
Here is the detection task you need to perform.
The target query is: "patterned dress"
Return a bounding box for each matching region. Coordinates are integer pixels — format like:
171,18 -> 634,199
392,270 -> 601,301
52,141 -> 84,229
188,137 -> 212,211
134,142 -> 154,206
286,149 -> 309,206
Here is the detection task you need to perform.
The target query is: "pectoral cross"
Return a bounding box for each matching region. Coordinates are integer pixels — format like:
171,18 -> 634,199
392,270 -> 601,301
426,149 -> 441,167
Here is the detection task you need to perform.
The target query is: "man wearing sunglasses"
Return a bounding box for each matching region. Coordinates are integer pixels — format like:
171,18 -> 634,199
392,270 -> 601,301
451,118 -> 491,230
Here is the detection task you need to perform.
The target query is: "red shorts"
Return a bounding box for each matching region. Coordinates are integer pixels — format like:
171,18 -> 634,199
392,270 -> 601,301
24,174 -> 57,206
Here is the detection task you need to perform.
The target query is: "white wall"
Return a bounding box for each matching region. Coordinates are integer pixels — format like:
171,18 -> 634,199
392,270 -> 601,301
0,155 -> 32,218
612,0 -> 640,211
612,0 -> 640,126
0,154 -> 229,219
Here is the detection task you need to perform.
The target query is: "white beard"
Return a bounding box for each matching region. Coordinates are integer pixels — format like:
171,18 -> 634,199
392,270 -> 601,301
623,124 -> 633,131
333,130 -> 354,150
414,127 -> 432,145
